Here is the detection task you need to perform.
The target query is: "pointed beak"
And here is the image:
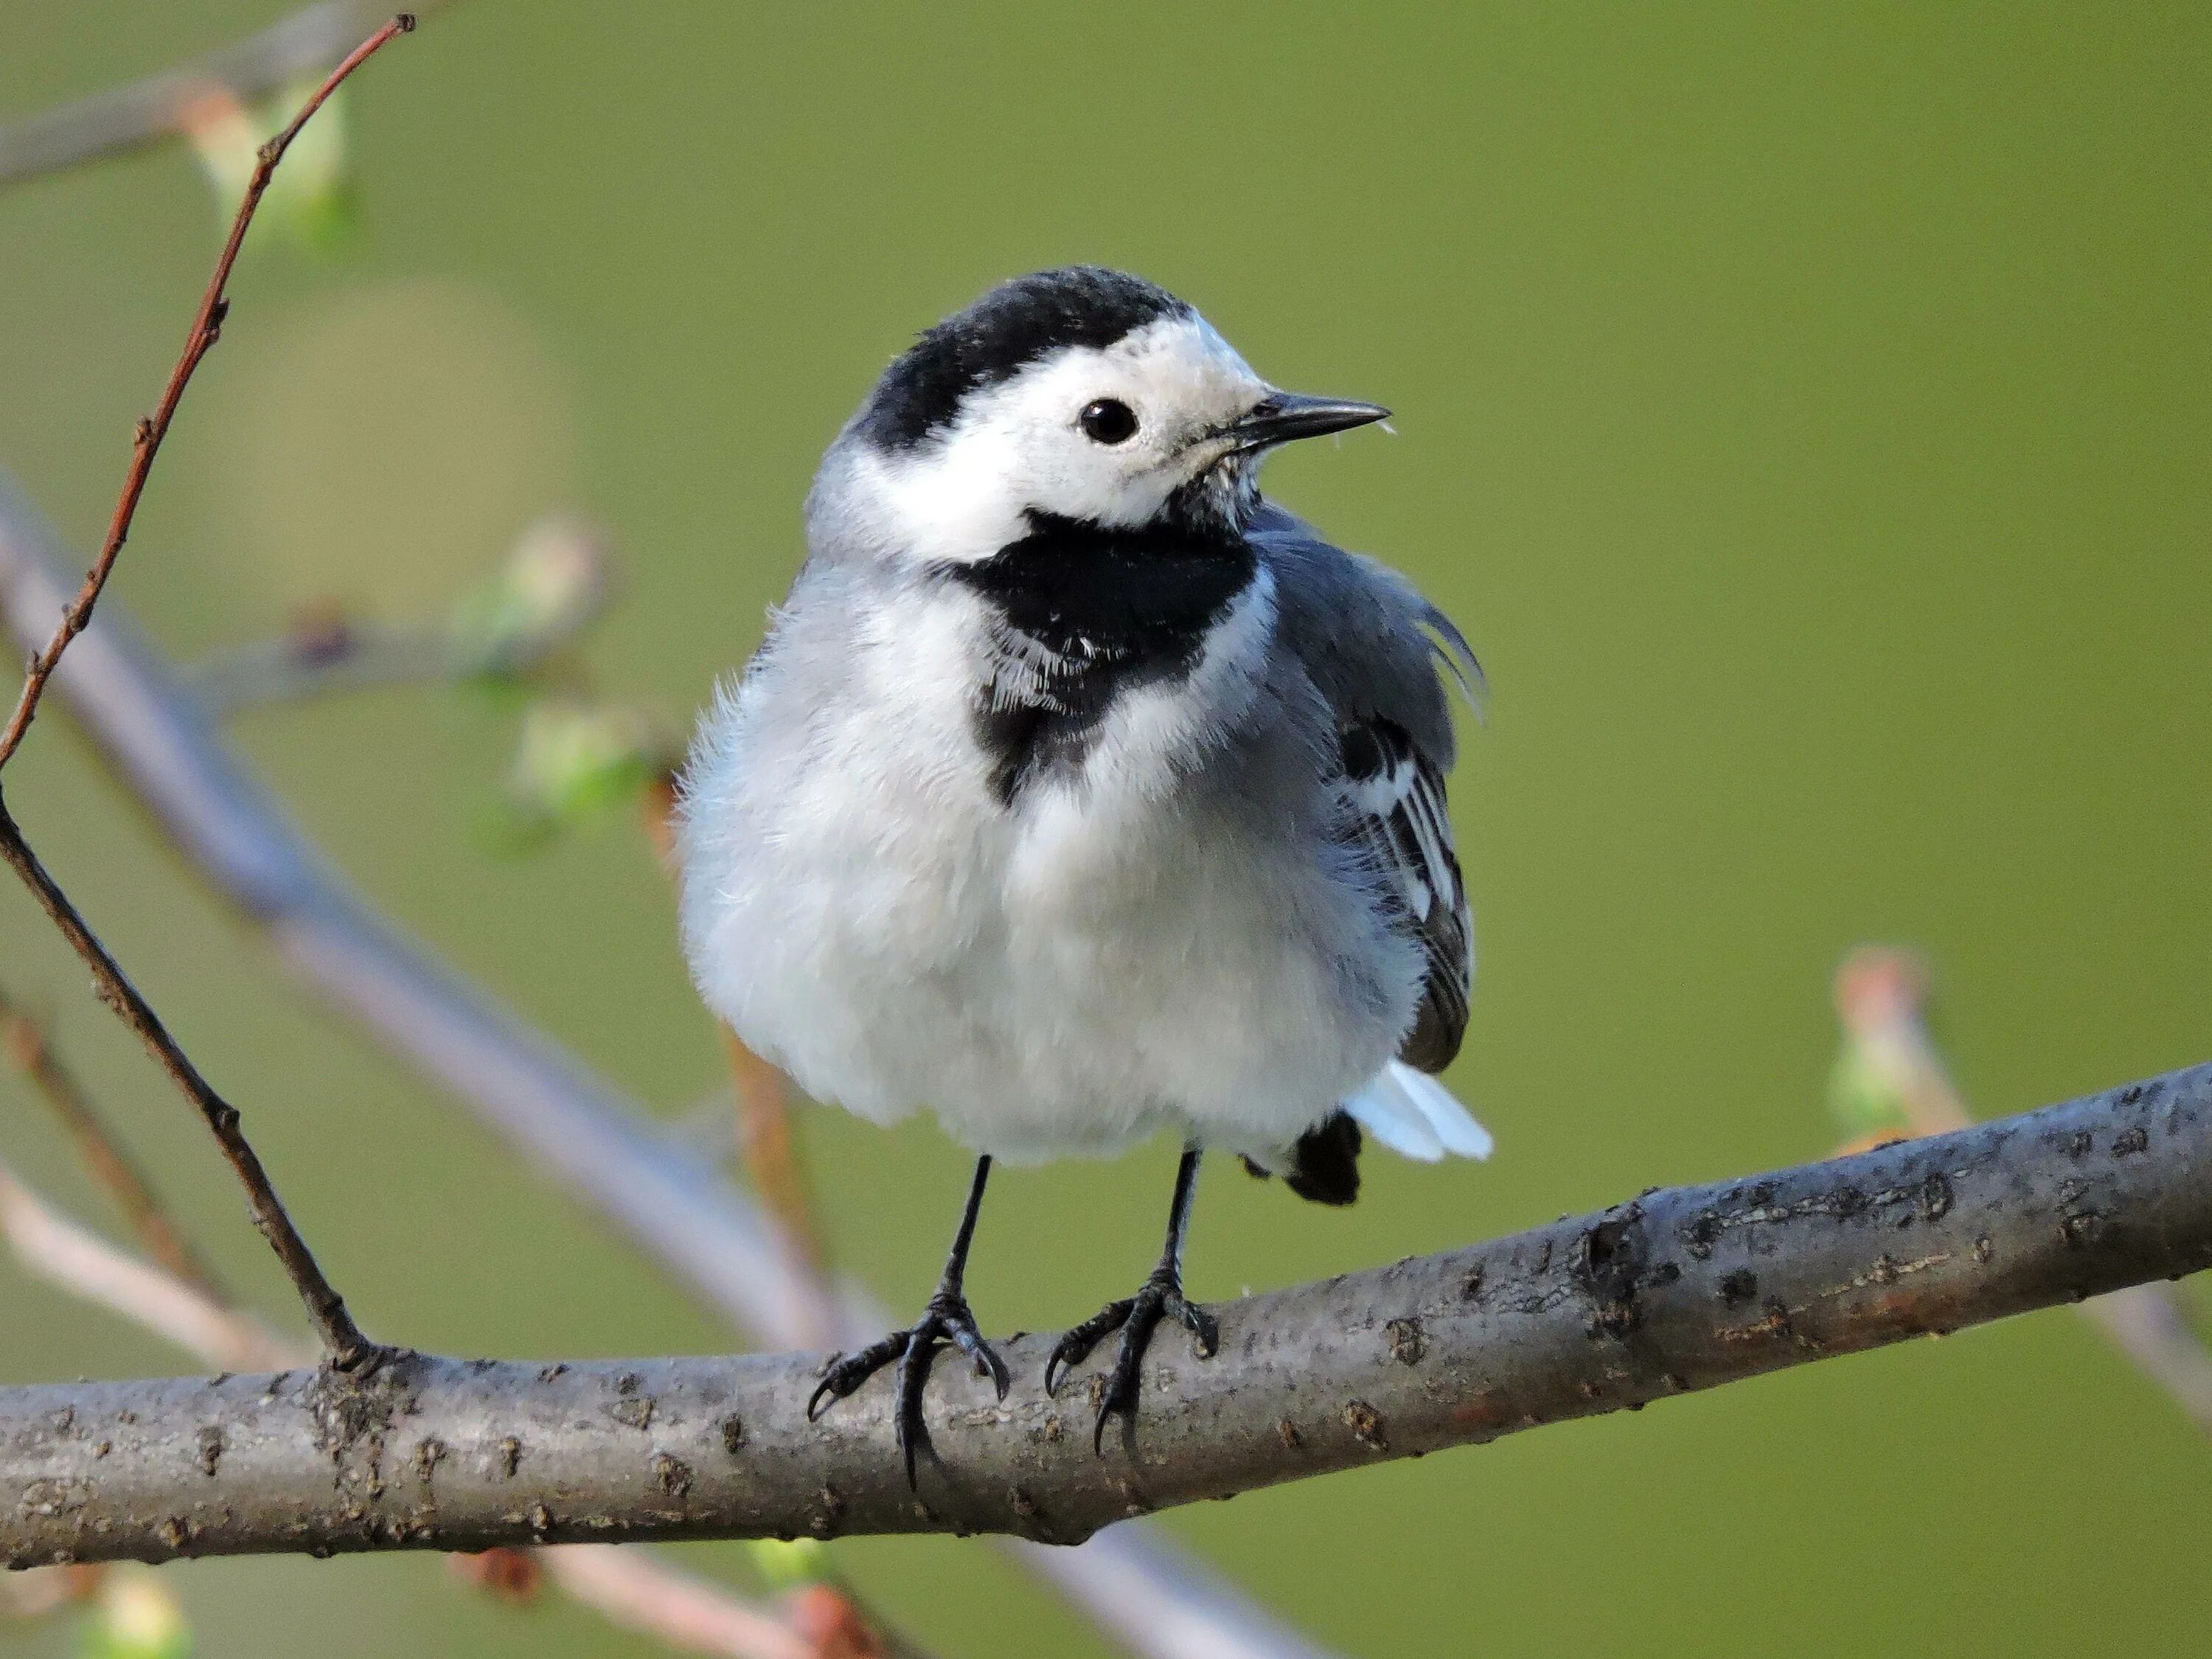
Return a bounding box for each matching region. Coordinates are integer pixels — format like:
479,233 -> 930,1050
1223,391 -> 1391,451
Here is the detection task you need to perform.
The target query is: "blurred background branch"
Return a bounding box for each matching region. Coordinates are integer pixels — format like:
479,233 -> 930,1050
0,984 -> 226,1303
1831,946 -> 2212,1435
0,1 -> 452,187
182,515 -> 612,713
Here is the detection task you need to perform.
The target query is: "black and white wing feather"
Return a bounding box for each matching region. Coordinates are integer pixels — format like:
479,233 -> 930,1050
1338,717 -> 1472,1075
1247,504 -> 1492,1186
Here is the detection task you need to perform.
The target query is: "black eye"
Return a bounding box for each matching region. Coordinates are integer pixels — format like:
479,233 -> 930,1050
1079,398 -> 1138,445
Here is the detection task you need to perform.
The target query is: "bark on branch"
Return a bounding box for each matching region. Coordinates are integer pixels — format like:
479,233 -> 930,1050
7,1060 -> 2207,1568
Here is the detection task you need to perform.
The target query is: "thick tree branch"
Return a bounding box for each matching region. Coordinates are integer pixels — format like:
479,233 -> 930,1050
6,1061 -> 2208,1567
0,482 -> 1337,1659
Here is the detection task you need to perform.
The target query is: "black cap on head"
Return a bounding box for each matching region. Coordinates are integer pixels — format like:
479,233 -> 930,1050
858,267 -> 1191,452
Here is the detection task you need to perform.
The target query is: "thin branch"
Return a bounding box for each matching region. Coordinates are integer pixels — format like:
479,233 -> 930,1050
0,19 -> 411,1374
4,1060 -> 2208,1565
0,1155 -> 902,1659
0,985 -> 226,1301
1835,946 -> 2212,1433
0,2 -> 448,188
0,13 -> 412,773
0,480 -> 1338,1659
0,797 -> 374,1365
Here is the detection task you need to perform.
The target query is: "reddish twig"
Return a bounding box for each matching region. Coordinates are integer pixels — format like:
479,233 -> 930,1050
0,13 -> 413,775
0,984 -> 227,1301
0,1561 -> 102,1621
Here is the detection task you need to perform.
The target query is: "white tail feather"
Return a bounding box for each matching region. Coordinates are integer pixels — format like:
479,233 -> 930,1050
1345,1062 -> 1493,1164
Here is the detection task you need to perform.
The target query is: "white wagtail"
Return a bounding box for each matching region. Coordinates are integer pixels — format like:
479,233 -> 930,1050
677,267 -> 1489,1478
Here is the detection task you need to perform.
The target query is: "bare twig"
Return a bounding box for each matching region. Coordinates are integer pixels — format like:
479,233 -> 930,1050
0,1155 -> 900,1659
0,986 -> 226,1301
0,481 -> 1339,1659
0,13 -> 412,773
1835,947 -> 2212,1433
0,799 -> 375,1365
5,1060 -> 2209,1565
0,19 -> 411,1373
0,2 -> 446,188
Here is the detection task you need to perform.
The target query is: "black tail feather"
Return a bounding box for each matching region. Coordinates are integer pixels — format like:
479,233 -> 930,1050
1283,1111 -> 1362,1206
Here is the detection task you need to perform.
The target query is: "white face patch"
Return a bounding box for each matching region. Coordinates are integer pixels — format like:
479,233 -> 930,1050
849,314 -> 1273,566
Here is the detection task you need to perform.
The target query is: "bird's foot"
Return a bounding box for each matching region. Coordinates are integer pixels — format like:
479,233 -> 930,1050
807,1288 -> 1009,1488
1046,1266 -> 1219,1454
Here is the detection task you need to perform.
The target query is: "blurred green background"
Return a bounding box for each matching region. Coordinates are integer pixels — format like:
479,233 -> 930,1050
2,3 -> 2208,1655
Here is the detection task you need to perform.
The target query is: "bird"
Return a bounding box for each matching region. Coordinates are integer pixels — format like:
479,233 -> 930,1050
675,265 -> 1489,1481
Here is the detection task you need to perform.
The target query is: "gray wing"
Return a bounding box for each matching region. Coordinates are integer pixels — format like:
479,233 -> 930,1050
1252,504 -> 1479,1074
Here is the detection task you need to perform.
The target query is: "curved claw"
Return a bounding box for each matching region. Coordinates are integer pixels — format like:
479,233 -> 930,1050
945,1316 -> 1012,1400
1179,1299 -> 1221,1358
1045,1296 -> 1135,1397
810,1296 -> 1004,1489
807,1329 -> 914,1422
1049,1273 -> 1217,1455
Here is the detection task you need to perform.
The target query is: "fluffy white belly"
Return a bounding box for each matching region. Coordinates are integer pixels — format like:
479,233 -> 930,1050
678,588 -> 1411,1162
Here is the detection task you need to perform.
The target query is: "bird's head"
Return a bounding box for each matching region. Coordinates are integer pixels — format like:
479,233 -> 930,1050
818,267 -> 1387,566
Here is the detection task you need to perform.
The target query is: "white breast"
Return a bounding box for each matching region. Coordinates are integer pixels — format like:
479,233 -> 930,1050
677,568 -> 1421,1164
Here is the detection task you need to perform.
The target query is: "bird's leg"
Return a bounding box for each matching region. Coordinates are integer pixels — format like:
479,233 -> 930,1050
1046,1145 -> 1219,1453
807,1154 -> 1009,1487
